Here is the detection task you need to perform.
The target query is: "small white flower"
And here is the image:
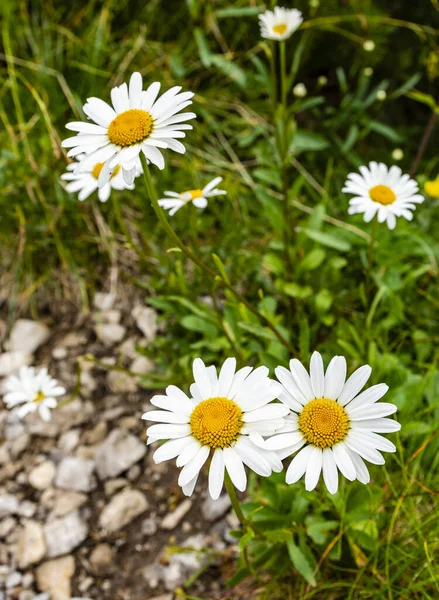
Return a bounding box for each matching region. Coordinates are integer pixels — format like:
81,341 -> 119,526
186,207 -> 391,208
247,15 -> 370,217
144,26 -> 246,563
293,83 -> 307,98
259,6 -> 303,41
377,90 -> 387,101
363,40 -> 376,52
364,67 -> 374,77
158,177 -> 226,216
263,352 -> 400,494
61,155 -> 141,202
392,148 -> 404,161
343,161 -> 424,230
317,76 -> 328,87
62,72 -> 196,188
142,358 -> 288,499
3,366 -> 66,422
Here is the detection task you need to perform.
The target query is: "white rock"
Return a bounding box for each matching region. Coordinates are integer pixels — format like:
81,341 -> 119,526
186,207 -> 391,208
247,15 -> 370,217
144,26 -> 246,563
29,461 -> 56,490
55,457 -> 95,493
132,305 -> 157,341
0,351 -> 32,376
58,429 -> 81,452
36,556 -> 75,600
163,534 -> 206,591
52,347 -> 68,360
6,571 -> 22,588
93,292 -> 115,311
16,520 -> 46,569
131,355 -> 154,375
95,323 -> 126,346
161,500 -> 192,530
89,543 -> 115,575
18,500 -> 37,518
95,429 -> 146,480
44,511 -> 88,558
99,488 -> 148,532
107,370 -> 138,393
8,319 -> 50,354
26,398 -> 93,438
141,516 -> 157,536
201,494 -> 231,522
0,494 -> 19,517
0,516 -> 16,538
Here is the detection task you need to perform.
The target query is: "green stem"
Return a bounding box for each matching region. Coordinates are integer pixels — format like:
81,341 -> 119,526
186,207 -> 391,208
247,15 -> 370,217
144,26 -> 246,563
280,40 -> 287,110
140,154 -> 296,354
366,219 -> 378,295
224,471 -> 247,528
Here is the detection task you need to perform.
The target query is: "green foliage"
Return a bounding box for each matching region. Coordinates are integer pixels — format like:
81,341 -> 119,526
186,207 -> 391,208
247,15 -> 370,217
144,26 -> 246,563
1,0 -> 439,598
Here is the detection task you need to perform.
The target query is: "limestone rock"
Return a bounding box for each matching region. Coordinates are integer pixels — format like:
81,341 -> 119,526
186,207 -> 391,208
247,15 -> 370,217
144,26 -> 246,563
0,351 -> 32,377
8,319 -> 50,354
55,457 -> 95,493
201,494 -> 231,522
132,305 -> 157,341
89,543 -> 115,575
99,488 -> 148,532
95,429 -> 146,480
161,500 -> 192,530
95,323 -> 126,346
36,556 -> 75,600
107,370 -> 138,393
44,511 -> 88,558
16,520 -> 46,569
0,494 -> 19,517
29,461 -> 56,490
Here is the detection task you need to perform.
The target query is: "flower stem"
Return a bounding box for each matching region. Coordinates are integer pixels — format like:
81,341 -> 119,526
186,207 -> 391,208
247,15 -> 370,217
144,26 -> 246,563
140,154 -> 297,354
224,471 -> 247,528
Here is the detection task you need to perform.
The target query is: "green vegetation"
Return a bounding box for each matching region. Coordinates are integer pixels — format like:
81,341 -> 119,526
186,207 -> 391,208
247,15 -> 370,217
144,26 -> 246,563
1,0 -> 438,598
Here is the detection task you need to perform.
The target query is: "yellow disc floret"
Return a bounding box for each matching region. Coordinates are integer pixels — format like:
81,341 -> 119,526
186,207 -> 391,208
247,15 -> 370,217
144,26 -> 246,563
273,23 -> 288,36
190,397 -> 243,449
108,109 -> 154,147
425,178 -> 439,198
33,391 -> 45,404
369,184 -> 396,205
299,398 -> 349,449
92,162 -> 120,180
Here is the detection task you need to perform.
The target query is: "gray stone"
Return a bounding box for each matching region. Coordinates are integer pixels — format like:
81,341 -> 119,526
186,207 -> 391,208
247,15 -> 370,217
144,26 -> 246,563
161,500 -> 192,530
0,351 -> 32,376
107,370 -> 138,393
36,556 -> 75,600
95,429 -> 146,480
52,347 -> 68,360
95,323 -> 126,345
131,355 -> 154,375
0,494 -> 19,517
99,488 -> 148,532
201,494 -> 231,522
18,500 -> 37,518
8,320 -> 50,354
27,398 -> 92,438
55,457 -> 95,493
44,511 -> 88,558
89,543 -> 115,575
16,520 -> 46,569
163,534 -> 206,591
0,517 -> 16,538
93,292 -> 115,311
29,461 -> 56,490
6,571 -> 22,588
40,489 -> 87,518
57,429 -> 81,452
132,305 -> 157,341
141,516 -> 157,536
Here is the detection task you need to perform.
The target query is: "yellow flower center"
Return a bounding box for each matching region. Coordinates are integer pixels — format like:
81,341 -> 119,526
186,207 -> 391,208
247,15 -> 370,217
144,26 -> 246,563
425,179 -> 439,198
91,162 -> 120,180
107,109 -> 154,147
190,397 -> 243,449
299,398 -> 349,449
272,23 -> 288,35
33,391 -> 45,404
369,184 -> 396,205
188,189 -> 203,199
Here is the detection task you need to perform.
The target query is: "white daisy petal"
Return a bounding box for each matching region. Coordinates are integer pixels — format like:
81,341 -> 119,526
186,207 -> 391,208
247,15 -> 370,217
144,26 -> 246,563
324,356 -> 347,400
208,449 -> 225,500
153,436 -> 192,464
178,445 -> 210,488
338,365 -> 372,406
332,442 -> 356,480
223,447 -> 247,492
286,445 -> 314,484
310,351 -> 325,398
322,449 -> 339,494
305,447 -> 323,491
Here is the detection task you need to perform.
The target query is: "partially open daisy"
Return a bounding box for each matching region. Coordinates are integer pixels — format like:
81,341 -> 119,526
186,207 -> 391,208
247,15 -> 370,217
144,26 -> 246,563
3,366 -> 66,422
142,358 -> 287,499
263,352 -> 400,494
61,155 -> 141,202
343,162 -> 424,230
259,6 -> 303,41
158,177 -> 226,216
62,72 -> 196,188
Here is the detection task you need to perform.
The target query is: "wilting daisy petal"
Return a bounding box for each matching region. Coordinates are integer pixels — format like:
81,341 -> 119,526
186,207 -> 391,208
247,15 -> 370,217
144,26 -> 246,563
62,72 -> 196,187
142,357 -> 288,499
158,176 -> 227,216
259,6 -> 303,41
267,352 -> 400,494
343,162 -> 424,230
3,366 -> 66,422
61,155 -> 141,202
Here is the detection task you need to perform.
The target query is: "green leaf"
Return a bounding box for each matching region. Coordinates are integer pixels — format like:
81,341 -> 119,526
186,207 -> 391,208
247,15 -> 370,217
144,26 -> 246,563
284,282 -> 312,299
210,55 -> 247,88
300,248 -> 326,271
194,28 -> 212,67
291,130 -> 330,153
212,253 -> 230,283
216,6 -> 261,18
368,120 -> 403,142
306,518 -> 339,545
303,228 -> 352,252
287,539 -> 316,586
180,315 -> 218,337
238,530 -> 255,551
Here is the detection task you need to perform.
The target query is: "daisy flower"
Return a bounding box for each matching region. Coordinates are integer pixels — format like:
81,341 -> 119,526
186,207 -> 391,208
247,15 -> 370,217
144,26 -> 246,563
62,72 -> 196,188
259,7 -> 303,41
142,358 -> 287,499
343,162 -> 424,230
158,177 -> 226,216
263,352 -> 400,494
3,366 -> 66,422
61,155 -> 141,202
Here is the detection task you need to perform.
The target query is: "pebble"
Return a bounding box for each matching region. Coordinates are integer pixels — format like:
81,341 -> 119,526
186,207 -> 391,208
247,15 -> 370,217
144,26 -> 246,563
95,323 -> 126,346
16,520 -> 46,569
8,319 -> 50,354
28,461 -> 56,490
6,571 -> 22,588
141,516 -> 157,536
18,500 -> 37,518
52,346 -> 68,360
0,351 -> 32,376
107,370 -> 138,393
132,305 -> 157,341
93,292 -> 115,311
104,478 -> 127,496
95,429 -> 146,480
58,429 -> 81,452
99,488 -> 148,532
44,510 -> 88,558
0,494 -> 19,517
55,457 -> 96,493
82,422 -> 108,445
89,543 -> 115,575
36,555 -> 75,600
161,500 -> 192,530
201,494 -> 231,522
0,516 -> 16,538
130,355 -> 154,375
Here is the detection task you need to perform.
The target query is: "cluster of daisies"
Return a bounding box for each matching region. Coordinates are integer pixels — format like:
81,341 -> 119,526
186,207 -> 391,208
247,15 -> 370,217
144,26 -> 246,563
143,353 -> 400,499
